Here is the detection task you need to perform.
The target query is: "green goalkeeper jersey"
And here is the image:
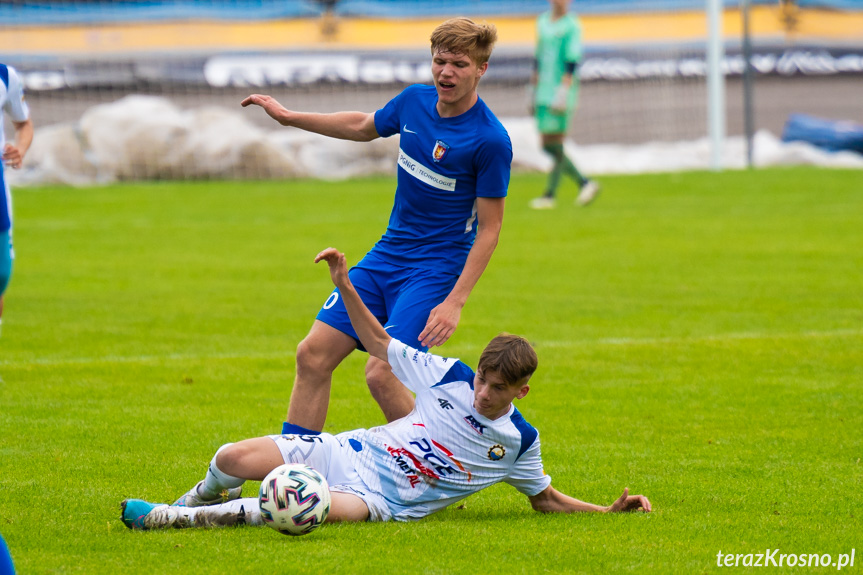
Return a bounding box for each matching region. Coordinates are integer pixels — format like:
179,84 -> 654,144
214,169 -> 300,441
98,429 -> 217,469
535,10 -> 583,107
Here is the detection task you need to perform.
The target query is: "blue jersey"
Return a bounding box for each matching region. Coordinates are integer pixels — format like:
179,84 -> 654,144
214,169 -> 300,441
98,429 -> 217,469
336,339 -> 550,522
370,84 -> 512,275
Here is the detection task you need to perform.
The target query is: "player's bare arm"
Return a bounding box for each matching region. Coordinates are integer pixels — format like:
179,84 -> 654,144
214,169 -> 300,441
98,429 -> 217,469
241,94 -> 379,142
551,73 -> 574,113
2,118 -> 34,169
528,486 -> 652,514
419,196 -> 505,348
315,247 -> 391,361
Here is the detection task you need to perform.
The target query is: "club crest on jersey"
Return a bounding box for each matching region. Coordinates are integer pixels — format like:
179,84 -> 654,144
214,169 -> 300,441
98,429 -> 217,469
432,140 -> 450,163
488,444 -> 505,461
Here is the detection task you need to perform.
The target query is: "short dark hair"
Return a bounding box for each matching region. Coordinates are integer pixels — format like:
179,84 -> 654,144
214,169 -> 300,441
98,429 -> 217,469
477,333 -> 538,386
429,18 -> 498,66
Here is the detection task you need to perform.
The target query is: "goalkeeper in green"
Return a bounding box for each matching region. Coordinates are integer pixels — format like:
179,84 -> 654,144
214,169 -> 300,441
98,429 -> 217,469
528,0 -> 599,209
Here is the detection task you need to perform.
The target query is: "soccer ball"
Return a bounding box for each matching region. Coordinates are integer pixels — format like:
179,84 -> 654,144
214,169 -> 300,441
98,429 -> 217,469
259,463 -> 331,536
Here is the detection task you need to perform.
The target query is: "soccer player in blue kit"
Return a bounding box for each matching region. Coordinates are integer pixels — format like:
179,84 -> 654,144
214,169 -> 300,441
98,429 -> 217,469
121,246 -> 651,528
0,63 -> 34,335
241,18 -> 512,434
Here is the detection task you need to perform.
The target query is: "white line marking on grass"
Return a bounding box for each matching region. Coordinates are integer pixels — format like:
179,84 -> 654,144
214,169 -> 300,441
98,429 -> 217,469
0,350 -> 297,369
545,328 -> 863,347
2,329 -> 860,369
453,328 -> 863,351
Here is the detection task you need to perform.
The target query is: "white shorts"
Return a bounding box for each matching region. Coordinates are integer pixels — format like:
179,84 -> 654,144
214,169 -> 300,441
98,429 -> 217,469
268,433 -> 392,522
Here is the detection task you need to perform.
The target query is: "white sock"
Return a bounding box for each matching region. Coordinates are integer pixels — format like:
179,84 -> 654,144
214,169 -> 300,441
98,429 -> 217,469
199,443 -> 245,500
218,498 -> 263,525
181,497 -> 262,527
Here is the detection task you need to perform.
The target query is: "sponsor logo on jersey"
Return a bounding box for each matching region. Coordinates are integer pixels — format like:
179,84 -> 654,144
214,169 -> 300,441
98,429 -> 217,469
464,415 -> 487,435
397,147 -> 456,191
387,445 -> 425,488
438,398 -> 453,410
386,436 -> 471,487
432,139 -> 450,163
432,439 -> 472,482
488,444 -> 506,461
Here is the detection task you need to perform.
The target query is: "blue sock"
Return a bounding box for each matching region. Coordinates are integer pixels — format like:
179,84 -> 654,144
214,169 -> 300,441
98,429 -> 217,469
281,421 -> 321,435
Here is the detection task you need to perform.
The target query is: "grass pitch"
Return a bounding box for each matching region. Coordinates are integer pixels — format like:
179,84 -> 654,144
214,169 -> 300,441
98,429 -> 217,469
1,168 -> 861,574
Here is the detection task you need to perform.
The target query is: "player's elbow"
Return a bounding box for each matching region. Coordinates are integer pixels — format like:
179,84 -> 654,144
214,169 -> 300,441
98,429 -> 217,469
351,127 -> 379,142
14,118 -> 33,131
351,115 -> 379,142
476,225 -> 501,251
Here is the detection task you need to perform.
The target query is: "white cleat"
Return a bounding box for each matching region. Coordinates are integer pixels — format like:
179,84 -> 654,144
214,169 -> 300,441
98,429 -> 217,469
173,480 -> 242,508
122,498 -> 251,530
576,180 -> 601,206
122,499 -> 187,530
529,196 -> 556,210
143,504 -> 188,529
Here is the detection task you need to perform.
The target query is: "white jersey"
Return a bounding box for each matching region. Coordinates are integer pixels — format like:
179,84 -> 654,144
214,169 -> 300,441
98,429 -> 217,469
336,339 -> 551,521
1,64 -> 30,232
1,64 -> 30,152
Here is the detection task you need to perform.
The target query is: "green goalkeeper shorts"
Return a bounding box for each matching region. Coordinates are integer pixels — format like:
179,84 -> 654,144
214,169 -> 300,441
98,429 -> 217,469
535,105 -> 573,135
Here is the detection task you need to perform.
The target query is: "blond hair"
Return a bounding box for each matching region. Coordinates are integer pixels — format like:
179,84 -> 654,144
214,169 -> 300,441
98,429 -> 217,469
477,334 -> 538,386
429,17 -> 498,66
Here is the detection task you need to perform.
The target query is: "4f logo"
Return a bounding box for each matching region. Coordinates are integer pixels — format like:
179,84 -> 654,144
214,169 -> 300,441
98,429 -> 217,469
464,415 -> 486,435
438,398 -> 453,410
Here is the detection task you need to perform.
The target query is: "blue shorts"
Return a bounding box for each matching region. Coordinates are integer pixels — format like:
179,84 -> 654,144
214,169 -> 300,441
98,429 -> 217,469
315,253 -> 459,352
0,229 -> 13,296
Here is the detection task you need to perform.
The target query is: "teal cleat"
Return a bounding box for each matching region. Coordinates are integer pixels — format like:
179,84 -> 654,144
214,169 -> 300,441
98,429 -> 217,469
121,499 -> 169,530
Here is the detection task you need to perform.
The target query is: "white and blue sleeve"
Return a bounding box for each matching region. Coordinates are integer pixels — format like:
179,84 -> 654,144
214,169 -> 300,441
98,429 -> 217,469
2,66 -> 30,122
387,338 -> 469,394
502,433 -> 552,497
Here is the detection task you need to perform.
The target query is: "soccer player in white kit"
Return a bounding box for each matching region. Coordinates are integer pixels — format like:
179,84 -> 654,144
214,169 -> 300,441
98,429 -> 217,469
0,63 -> 34,332
121,248 -> 651,529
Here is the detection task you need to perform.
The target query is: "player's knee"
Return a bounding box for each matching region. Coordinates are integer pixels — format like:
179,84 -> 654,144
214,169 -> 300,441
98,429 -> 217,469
295,336 -> 337,380
364,358 -> 395,396
542,142 -> 564,161
214,442 -> 249,476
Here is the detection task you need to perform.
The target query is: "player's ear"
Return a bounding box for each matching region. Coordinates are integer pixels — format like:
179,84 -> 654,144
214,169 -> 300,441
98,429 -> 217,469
476,61 -> 488,78
515,384 -> 530,400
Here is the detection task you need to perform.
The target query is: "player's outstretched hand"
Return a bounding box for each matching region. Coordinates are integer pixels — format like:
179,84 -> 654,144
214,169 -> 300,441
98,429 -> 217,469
241,94 -> 289,124
607,488 -> 652,513
419,299 -> 461,348
314,247 -> 350,289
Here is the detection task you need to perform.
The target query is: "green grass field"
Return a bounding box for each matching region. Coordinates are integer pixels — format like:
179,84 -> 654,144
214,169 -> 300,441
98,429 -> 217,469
2,168 -> 861,574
